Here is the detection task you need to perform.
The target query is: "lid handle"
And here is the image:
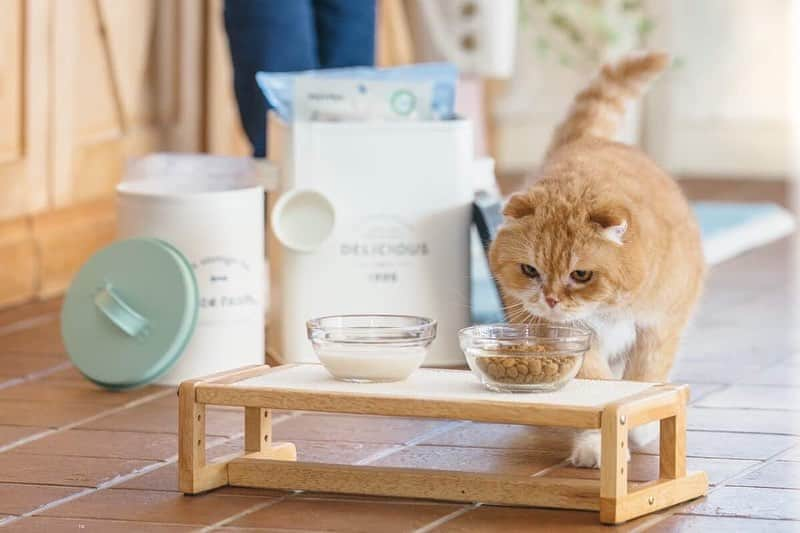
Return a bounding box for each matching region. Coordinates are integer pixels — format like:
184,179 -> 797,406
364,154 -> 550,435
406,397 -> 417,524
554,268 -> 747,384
94,283 -> 150,337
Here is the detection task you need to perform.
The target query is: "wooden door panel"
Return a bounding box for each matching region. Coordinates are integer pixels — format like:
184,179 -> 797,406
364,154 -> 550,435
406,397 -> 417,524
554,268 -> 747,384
0,0 -> 48,220
0,0 -> 23,164
51,0 -> 203,207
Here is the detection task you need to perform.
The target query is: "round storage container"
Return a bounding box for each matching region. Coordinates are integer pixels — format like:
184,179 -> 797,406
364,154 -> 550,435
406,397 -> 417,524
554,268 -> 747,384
116,155 -> 267,385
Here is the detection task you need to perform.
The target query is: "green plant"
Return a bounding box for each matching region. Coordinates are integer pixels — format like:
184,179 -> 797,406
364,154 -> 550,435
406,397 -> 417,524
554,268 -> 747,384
519,0 -> 655,69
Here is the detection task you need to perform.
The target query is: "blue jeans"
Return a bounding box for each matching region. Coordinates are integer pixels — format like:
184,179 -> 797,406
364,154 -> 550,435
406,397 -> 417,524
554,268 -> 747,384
224,0 -> 376,157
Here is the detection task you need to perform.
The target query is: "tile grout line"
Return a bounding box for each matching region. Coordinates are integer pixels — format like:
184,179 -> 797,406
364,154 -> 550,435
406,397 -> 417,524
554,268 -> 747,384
0,387 -> 176,454
637,433 -> 800,530
199,494 -> 292,532
0,360 -> 74,391
0,313 -> 57,336
354,420 -> 473,467
0,457 -> 180,528
413,503 -> 482,533
0,413 -> 302,527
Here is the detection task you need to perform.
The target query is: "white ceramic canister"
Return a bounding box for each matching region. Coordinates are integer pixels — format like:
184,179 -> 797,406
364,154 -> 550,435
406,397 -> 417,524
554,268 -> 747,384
267,117 -> 474,367
117,154 -> 269,385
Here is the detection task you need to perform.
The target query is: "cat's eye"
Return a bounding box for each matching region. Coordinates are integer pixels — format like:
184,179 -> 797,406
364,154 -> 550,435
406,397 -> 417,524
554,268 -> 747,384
520,264 -> 539,278
570,270 -> 593,283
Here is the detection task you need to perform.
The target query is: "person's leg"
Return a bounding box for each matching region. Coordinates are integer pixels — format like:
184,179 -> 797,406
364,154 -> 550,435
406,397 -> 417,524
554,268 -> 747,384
313,0 -> 376,68
224,0 -> 317,157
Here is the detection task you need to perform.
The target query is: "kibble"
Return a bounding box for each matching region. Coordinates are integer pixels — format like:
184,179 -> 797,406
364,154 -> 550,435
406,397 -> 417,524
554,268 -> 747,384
474,344 -> 580,385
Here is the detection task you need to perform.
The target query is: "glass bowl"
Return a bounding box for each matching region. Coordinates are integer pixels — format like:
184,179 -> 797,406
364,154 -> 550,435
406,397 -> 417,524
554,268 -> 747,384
306,314 -> 437,383
459,324 -> 592,392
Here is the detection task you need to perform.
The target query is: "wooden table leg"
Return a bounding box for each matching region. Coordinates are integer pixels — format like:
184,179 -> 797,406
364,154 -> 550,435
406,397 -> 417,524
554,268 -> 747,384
243,406 -> 296,461
660,409 -> 687,479
178,381 -> 228,494
245,407 -> 271,452
599,388 -> 707,524
599,407 -> 629,524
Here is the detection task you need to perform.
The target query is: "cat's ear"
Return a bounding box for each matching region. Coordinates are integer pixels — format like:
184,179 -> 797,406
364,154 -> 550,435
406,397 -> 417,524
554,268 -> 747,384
503,191 -> 537,219
590,206 -> 629,245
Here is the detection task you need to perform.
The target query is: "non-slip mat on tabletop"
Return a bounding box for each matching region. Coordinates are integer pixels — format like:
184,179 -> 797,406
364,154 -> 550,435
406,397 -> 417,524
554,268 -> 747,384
232,364 -> 655,408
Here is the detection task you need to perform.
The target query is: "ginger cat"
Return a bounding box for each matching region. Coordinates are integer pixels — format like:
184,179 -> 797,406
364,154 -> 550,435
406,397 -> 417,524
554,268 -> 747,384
489,52 -> 705,468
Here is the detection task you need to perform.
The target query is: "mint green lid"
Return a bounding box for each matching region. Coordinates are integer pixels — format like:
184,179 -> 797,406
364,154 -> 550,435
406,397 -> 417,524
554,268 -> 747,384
61,238 -> 198,390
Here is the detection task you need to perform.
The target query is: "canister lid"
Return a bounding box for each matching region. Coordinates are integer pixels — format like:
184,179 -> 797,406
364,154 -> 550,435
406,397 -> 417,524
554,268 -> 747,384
61,238 -> 198,389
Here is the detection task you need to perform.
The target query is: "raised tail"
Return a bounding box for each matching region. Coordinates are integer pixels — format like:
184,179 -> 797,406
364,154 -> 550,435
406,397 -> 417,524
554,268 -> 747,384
545,51 -> 670,157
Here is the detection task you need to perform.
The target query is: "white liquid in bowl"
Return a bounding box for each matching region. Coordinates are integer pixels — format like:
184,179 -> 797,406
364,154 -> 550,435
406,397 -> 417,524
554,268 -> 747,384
313,343 -> 428,382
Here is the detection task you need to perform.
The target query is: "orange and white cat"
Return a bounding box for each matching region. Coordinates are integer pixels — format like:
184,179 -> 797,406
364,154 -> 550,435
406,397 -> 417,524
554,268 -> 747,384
489,52 -> 705,468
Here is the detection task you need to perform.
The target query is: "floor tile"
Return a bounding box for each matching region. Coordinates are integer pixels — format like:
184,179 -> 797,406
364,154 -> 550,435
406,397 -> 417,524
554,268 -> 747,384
544,454 -> 757,486
729,461 -> 800,489
737,363 -> 800,386
1,517 -> 198,532
0,425 -> 46,447
36,365 -> 87,383
210,434 -> 396,466
435,505 -> 650,532
780,445 -> 800,461
80,399 -> 242,437
688,407 -> 800,435
370,444 -> 565,475
638,430 -> 799,460
419,423 -> 572,452
113,462 -> 180,492
0,379 -> 167,406
681,486 -> 800,520
648,515 -> 800,532
288,438 -> 394,464
0,452 -> 154,487
0,320 -> 66,355
696,386 -> 800,410
273,413 -> 449,445
39,488 -> 271,525
0,353 -> 68,378
0,299 -> 60,328
0,483 -> 83,515
687,384 -> 726,404
0,400 -> 110,428
113,435 -> 249,493
14,429 -> 178,461
671,360 -> 767,385
229,496 -> 459,532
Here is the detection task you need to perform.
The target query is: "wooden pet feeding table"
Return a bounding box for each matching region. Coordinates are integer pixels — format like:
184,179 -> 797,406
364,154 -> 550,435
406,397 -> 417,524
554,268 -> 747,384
178,364 -> 707,524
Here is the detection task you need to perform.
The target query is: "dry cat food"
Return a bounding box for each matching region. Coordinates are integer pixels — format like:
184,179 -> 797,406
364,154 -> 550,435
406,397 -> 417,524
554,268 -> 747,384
475,344 -> 581,385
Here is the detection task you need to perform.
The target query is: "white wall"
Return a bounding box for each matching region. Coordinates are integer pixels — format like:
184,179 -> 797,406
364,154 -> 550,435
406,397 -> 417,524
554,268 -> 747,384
644,0 -> 791,178
494,0 -> 793,179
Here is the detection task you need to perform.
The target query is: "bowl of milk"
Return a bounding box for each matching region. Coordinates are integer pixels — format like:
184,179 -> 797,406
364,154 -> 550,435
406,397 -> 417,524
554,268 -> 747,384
306,315 -> 437,382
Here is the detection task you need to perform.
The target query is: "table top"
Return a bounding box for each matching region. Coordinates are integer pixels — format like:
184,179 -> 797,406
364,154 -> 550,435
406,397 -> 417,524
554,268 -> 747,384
232,364 -> 655,407
195,365 -> 663,429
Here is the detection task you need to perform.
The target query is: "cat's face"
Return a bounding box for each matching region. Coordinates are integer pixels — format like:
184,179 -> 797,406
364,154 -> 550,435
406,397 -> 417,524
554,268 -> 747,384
489,188 -> 641,323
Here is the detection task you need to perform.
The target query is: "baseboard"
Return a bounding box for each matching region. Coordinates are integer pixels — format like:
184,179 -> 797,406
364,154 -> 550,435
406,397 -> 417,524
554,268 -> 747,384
0,197 -> 117,308
0,218 -> 38,308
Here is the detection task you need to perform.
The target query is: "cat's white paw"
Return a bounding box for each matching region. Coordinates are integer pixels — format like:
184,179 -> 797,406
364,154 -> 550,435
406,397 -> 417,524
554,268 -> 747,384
569,431 -> 602,468
629,421 -> 658,450
568,430 -> 632,468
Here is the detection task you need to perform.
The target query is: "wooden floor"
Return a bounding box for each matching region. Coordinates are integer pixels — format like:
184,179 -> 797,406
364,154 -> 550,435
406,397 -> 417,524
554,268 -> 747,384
0,179 -> 797,532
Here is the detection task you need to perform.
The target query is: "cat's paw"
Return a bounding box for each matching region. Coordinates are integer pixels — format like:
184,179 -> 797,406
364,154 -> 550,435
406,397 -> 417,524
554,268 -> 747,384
568,431 -> 603,468
568,430 -> 631,468
629,421 -> 658,451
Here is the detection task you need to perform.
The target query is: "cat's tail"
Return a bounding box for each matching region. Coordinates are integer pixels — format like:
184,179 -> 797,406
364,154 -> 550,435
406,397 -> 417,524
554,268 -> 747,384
545,51 -> 670,157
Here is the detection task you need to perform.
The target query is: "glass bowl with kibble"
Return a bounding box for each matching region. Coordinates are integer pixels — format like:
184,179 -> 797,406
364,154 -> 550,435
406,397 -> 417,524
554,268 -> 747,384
459,323 -> 592,393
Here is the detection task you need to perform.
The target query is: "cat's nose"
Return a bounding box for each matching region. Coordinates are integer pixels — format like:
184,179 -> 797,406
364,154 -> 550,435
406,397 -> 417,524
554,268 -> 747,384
546,296 -> 559,308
